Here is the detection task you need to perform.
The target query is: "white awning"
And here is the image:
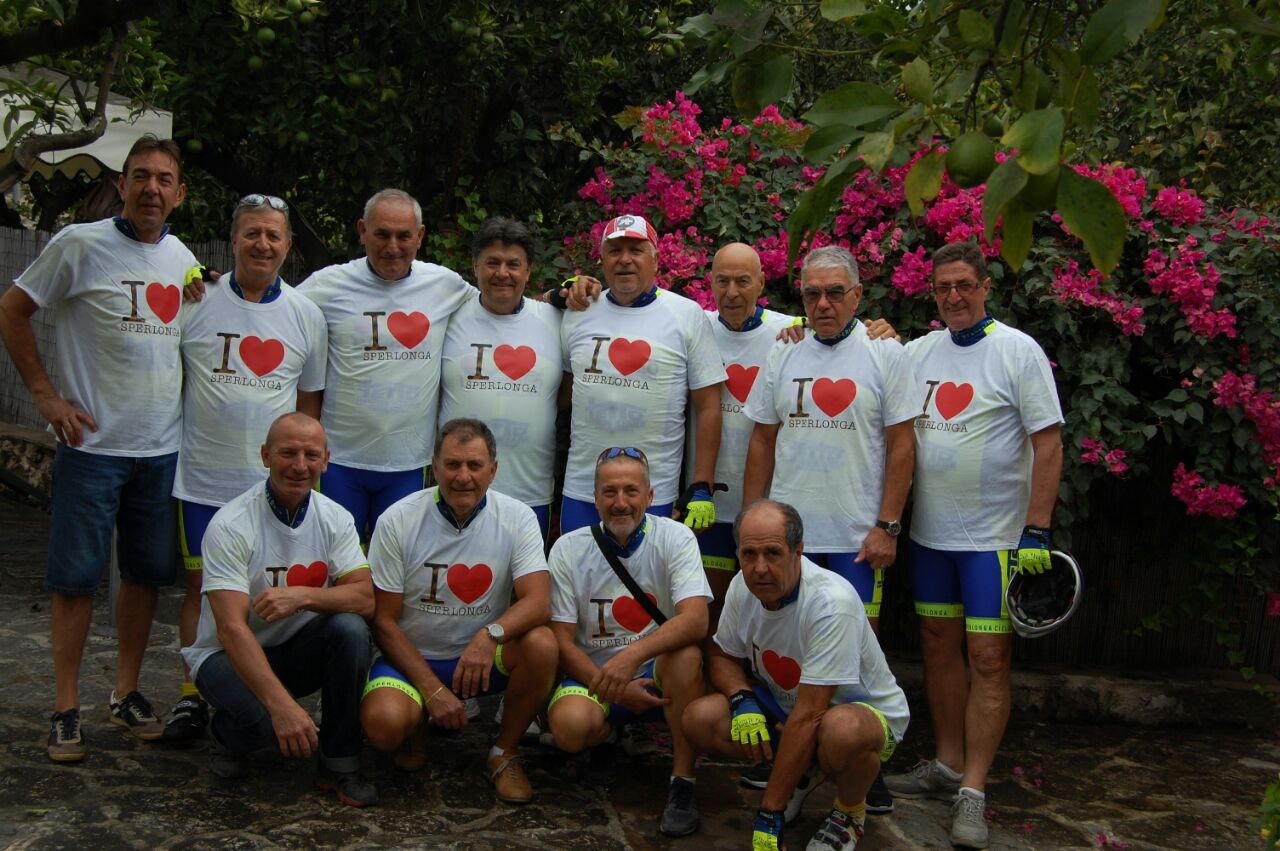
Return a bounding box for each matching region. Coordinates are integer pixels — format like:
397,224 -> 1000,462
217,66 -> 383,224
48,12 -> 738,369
0,63 -> 173,180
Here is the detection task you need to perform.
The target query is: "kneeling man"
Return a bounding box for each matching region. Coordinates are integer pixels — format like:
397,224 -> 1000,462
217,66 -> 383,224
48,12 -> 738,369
684,500 -> 909,851
182,413 -> 377,806
360,418 -> 556,804
546,446 -> 710,838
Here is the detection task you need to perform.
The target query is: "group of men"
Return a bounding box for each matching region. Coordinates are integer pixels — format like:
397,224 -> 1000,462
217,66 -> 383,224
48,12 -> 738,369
0,135 -> 1063,850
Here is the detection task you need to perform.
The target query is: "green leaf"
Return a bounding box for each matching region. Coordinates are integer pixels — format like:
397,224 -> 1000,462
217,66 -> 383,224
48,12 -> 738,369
902,57 -> 932,105
1001,107 -> 1064,175
678,13 -> 719,38
1056,168 -> 1127,276
904,149 -> 945,216
957,9 -> 995,49
982,158 -> 1030,241
1000,202 -> 1035,271
787,165 -> 862,272
803,124 -> 866,163
1081,0 -> 1165,66
804,82 -> 899,127
857,130 -> 895,172
1070,68 -> 1101,131
731,53 -> 793,117
820,0 -> 867,21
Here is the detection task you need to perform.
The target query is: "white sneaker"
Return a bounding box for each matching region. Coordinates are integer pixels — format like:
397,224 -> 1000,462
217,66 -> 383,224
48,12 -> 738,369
806,807 -> 864,850
784,769 -> 823,824
950,788 -> 989,849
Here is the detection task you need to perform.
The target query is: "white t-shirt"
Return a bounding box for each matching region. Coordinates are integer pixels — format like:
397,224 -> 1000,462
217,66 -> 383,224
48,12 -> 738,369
688,308 -> 795,519
744,324 -> 922,551
14,219 -> 198,456
548,516 -> 712,667
181,483 -> 369,680
561,290 -> 727,504
298,259 -> 472,471
714,559 -> 909,743
905,323 -> 1063,550
369,487 -> 548,659
439,296 -> 562,506
174,282 -> 327,506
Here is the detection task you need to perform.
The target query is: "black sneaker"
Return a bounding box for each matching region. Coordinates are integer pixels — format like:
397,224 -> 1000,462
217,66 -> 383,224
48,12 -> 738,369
47,709 -> 85,763
316,767 -> 379,808
659,777 -> 700,837
866,772 -> 895,815
162,697 -> 209,742
209,742 -> 251,780
740,760 -> 772,789
109,690 -> 164,740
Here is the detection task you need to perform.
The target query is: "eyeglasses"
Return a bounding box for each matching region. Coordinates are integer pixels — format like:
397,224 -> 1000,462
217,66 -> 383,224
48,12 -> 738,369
801,286 -> 851,305
932,281 -> 984,296
596,446 -> 648,466
237,194 -> 289,212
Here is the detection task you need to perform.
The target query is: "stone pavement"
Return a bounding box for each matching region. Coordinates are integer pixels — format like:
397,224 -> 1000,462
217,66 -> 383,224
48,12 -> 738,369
0,492 -> 1275,850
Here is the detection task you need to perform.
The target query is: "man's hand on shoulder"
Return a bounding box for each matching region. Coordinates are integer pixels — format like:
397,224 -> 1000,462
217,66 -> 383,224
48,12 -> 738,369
863,317 -> 901,342
182,265 -> 221,303
548,275 -> 601,311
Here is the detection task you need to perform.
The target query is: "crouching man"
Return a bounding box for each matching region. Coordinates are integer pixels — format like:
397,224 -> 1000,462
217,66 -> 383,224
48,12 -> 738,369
360,418 -> 557,804
684,500 -> 909,850
181,413 -> 377,806
546,446 -> 711,837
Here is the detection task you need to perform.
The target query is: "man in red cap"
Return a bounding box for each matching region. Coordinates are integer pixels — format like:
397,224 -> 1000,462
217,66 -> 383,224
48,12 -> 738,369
559,215 -> 726,533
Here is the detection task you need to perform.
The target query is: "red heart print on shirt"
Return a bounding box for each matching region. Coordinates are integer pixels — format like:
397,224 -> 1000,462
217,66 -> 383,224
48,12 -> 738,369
811,378 -> 857,417
935,382 -> 974,420
608,338 -> 651,376
388,311 -> 429,348
612,593 -> 659,633
286,561 -> 327,587
447,563 -> 493,604
761,650 -> 802,690
725,364 -> 760,404
239,336 -> 285,376
494,345 -> 536,381
146,283 -> 180,324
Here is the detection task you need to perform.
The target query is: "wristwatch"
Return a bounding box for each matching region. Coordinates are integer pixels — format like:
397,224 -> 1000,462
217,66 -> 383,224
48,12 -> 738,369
875,518 -> 902,537
484,622 -> 505,644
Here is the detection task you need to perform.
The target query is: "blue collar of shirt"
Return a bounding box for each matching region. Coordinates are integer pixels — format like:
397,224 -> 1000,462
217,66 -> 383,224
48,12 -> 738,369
950,313 -> 997,347
813,317 -> 859,346
719,305 -> 764,333
435,489 -> 487,530
264,480 -> 310,529
229,272 -> 284,304
479,290 -> 524,314
606,287 -> 658,308
602,517 -> 648,557
113,216 -> 169,244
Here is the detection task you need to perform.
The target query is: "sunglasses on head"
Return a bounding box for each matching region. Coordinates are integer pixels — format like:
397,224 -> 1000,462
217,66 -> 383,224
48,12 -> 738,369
237,193 -> 289,212
596,446 -> 648,465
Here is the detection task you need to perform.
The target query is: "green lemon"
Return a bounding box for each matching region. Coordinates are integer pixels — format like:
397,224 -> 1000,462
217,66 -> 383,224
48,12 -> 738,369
247,55 -> 264,71
186,139 -> 203,153
286,0 -> 303,12
257,27 -> 276,45
946,131 -> 997,189
1019,163 -> 1061,211
299,10 -> 314,24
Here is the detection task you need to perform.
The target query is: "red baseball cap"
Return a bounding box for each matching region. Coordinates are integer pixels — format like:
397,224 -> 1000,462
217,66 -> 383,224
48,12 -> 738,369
600,214 -> 659,248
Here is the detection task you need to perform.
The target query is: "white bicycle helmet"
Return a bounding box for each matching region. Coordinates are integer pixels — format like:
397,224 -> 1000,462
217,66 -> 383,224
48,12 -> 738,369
1007,549 -> 1083,638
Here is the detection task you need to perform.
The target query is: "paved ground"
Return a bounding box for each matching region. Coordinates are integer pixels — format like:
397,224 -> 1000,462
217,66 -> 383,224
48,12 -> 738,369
0,492 -> 1275,850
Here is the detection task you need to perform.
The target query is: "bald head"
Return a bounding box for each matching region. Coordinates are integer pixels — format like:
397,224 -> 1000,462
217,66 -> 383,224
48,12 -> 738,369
711,242 -> 765,330
265,412 -> 326,449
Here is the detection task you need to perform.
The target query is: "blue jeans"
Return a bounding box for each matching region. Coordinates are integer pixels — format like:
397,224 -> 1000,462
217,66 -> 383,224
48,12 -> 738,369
195,612 -> 372,772
46,445 -> 178,595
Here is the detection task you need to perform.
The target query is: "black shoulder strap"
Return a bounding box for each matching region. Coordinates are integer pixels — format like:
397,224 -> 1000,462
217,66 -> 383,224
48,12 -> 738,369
590,523 -> 668,625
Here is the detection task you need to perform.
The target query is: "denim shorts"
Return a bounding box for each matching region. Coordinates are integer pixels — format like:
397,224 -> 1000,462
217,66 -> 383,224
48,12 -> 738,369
46,445 -> 179,596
